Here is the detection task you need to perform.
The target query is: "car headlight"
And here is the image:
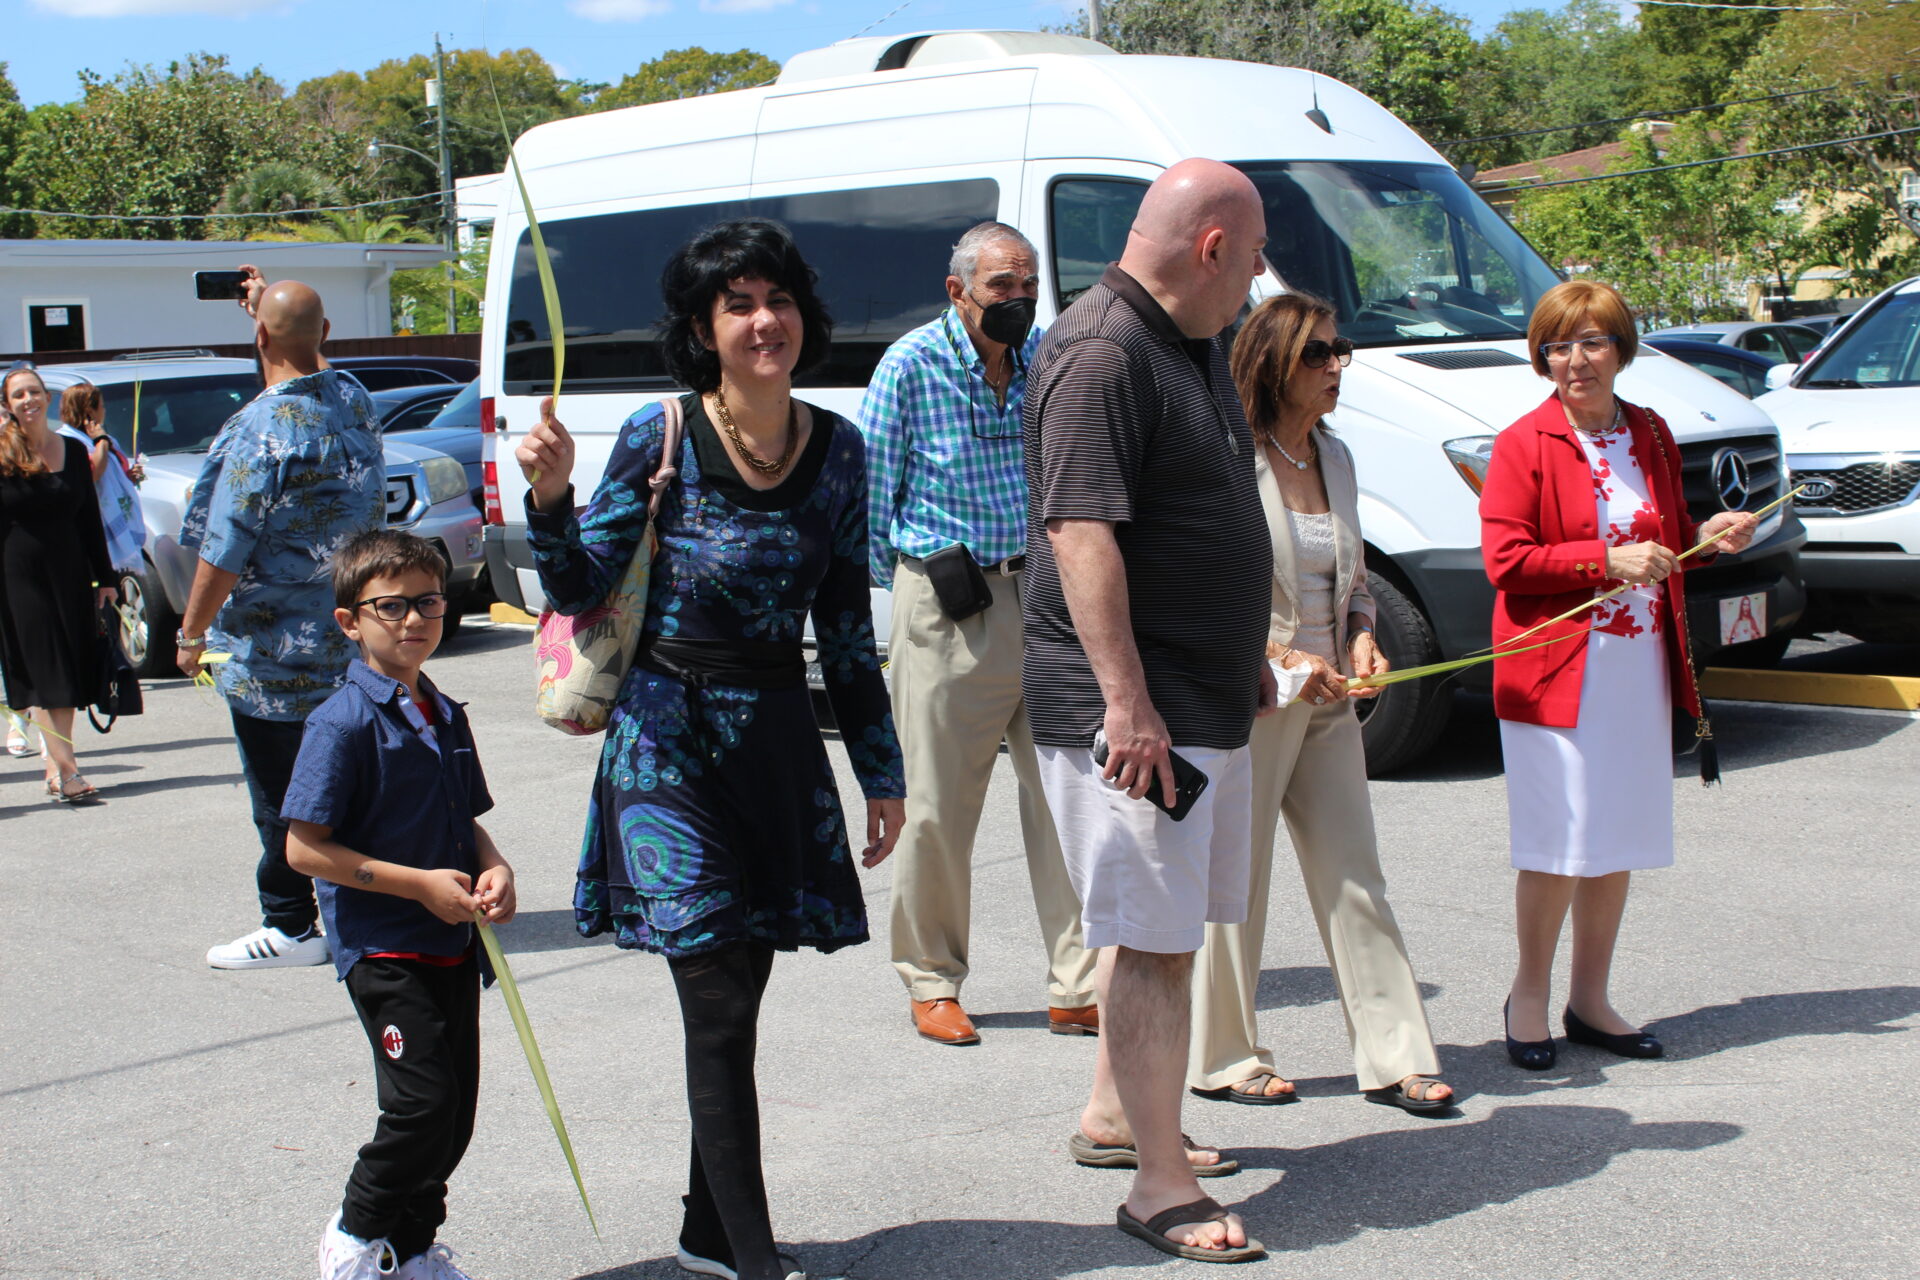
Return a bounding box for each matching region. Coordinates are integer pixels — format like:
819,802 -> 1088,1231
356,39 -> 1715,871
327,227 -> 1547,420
420,456 -> 468,507
1442,436 -> 1497,494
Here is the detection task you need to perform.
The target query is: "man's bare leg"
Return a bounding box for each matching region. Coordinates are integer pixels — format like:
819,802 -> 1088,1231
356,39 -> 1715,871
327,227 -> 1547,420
1082,945 -> 1246,1251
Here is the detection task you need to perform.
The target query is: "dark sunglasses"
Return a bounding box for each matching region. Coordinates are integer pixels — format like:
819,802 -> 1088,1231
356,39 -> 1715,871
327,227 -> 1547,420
354,592 -> 449,621
1301,338 -> 1354,369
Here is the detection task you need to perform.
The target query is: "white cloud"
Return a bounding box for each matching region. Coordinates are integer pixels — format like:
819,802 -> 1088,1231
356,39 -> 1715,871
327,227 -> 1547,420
567,0 -> 673,19
30,0 -> 285,14
698,0 -> 795,12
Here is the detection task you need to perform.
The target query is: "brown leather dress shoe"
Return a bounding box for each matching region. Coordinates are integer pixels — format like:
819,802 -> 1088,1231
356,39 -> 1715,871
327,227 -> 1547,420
911,998 -> 980,1045
1048,1004 -> 1101,1036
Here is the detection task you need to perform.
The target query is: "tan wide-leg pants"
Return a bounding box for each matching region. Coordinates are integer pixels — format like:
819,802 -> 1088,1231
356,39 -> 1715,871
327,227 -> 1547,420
1188,697 -> 1439,1092
887,556 -> 1095,1008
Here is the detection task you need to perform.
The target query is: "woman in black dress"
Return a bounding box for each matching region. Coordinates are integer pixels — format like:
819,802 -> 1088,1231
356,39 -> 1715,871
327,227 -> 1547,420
0,365 -> 117,802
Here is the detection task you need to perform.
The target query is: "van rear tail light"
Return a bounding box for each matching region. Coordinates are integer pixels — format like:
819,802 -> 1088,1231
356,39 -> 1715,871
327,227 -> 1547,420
480,395 -> 504,526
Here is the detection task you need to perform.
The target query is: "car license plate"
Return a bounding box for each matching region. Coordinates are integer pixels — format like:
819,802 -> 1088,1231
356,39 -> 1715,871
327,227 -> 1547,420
1719,592 -> 1767,645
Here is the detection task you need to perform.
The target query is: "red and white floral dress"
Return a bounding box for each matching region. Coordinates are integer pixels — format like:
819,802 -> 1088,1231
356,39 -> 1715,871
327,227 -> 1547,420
1500,417 -> 1675,876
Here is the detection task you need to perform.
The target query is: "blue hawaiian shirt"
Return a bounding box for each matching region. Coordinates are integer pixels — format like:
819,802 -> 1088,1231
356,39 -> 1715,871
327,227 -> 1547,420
180,368 -> 384,721
858,309 -> 1044,588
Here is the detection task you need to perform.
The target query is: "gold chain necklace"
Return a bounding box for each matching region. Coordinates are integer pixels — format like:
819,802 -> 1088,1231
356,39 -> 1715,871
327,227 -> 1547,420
712,385 -> 798,478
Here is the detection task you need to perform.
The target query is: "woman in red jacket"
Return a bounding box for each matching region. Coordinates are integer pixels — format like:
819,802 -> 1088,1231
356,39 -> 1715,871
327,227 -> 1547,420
1481,281 -> 1755,1070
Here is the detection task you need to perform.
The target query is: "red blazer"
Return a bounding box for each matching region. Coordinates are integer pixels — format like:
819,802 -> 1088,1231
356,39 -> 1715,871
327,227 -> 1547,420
1480,394 -> 1704,727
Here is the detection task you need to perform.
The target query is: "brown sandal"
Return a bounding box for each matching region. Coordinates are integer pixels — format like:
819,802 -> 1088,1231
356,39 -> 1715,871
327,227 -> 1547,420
1364,1075 -> 1456,1115
1191,1071 -> 1297,1106
1116,1195 -> 1265,1263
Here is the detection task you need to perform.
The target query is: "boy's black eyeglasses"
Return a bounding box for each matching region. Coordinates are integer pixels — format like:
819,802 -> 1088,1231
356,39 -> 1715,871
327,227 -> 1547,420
1301,338 -> 1354,369
354,593 -> 449,621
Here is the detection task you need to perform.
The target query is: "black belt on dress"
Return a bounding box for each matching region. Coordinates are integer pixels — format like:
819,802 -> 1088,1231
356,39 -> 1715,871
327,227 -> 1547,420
632,635 -> 808,690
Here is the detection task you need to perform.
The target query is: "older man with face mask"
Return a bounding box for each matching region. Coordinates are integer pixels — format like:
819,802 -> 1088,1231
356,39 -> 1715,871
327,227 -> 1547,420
1024,160 -> 1276,1264
859,221 -> 1096,1046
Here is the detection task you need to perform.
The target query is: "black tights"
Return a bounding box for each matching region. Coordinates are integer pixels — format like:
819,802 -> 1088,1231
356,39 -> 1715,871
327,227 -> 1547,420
669,942 -> 782,1280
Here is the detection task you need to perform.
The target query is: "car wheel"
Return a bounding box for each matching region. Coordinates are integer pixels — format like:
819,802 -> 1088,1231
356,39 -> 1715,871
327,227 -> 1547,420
118,563 -> 181,679
1355,571 -> 1453,777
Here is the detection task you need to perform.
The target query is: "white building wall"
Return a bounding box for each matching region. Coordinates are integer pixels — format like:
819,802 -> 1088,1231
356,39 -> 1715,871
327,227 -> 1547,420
0,241 -> 450,354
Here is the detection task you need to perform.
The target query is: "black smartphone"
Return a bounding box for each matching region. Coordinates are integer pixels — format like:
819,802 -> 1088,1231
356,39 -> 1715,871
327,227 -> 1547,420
1092,730 -> 1210,822
194,270 -> 249,301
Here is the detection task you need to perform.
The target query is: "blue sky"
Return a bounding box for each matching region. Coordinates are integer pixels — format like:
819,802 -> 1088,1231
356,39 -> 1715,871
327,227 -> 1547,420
6,0 -> 1543,108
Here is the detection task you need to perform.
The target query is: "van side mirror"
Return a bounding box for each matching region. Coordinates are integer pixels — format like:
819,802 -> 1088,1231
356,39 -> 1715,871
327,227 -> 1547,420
1764,363 -> 1796,392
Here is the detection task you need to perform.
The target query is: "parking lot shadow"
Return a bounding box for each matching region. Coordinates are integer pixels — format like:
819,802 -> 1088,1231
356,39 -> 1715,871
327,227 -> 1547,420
1696,701 -> 1913,772
501,907 -> 601,953
1255,963 -> 1439,1012
571,1105 -> 1737,1279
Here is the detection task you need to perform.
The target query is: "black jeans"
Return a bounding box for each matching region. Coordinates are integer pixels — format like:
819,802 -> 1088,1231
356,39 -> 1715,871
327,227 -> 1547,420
229,709 -> 315,936
342,956 -> 481,1262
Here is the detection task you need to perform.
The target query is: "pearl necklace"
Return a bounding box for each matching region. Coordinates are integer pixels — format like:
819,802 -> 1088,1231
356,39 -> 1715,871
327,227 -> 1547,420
1564,402 -> 1623,437
1271,434 -> 1316,471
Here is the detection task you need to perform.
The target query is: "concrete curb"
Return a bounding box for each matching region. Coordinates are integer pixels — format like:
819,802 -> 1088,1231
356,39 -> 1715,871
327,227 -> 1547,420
490,602 -> 539,627
1701,666 -> 1920,712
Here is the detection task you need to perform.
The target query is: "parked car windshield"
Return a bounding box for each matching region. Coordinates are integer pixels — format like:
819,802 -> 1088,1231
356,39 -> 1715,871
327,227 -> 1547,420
419,379 -> 478,430
1237,161 -> 1563,347
95,374 -> 259,455
1797,289 -> 1920,388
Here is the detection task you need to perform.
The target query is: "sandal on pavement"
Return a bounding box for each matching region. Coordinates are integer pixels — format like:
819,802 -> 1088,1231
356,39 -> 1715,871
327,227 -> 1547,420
56,772 -> 99,804
1190,1072 -> 1297,1106
1364,1076 -> 1457,1115
1116,1196 -> 1265,1264
1069,1131 -> 1238,1177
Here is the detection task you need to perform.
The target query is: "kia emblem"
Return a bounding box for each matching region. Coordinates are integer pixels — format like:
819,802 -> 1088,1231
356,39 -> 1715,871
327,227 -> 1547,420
1797,477 -> 1837,502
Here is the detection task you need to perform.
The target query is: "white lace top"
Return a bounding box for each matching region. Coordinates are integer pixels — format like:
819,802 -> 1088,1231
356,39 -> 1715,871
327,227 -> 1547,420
1286,507 -> 1339,662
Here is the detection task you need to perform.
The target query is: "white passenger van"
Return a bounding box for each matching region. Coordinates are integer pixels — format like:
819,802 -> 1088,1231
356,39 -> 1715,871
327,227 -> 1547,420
480,29 -> 1805,773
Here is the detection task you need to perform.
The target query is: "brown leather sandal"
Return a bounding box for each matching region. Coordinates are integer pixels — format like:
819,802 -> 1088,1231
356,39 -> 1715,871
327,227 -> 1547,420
1116,1196 -> 1265,1263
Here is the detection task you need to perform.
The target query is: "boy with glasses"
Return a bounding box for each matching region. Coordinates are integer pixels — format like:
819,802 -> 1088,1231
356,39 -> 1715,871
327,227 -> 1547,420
282,530 -> 514,1280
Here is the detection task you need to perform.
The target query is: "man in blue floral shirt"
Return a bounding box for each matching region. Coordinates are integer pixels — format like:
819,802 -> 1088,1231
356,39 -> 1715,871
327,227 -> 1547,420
177,271 -> 385,971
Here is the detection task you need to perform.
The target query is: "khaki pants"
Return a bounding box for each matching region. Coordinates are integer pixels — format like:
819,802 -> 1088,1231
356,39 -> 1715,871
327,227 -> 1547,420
1188,698 -> 1438,1092
887,556 -> 1095,1008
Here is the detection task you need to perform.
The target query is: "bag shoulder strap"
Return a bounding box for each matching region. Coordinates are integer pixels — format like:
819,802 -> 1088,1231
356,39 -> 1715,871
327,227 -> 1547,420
646,396 -> 684,520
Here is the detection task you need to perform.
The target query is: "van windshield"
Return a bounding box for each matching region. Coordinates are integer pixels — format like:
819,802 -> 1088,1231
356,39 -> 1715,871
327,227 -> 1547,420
1052,162 -> 1559,347
1238,161 -> 1561,346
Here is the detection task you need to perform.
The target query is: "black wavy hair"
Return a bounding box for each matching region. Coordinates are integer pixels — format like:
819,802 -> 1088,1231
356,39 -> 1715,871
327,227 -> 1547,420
658,218 -> 833,393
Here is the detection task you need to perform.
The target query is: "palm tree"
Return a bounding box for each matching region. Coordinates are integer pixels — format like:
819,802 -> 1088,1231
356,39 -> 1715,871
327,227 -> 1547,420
251,209 -> 434,243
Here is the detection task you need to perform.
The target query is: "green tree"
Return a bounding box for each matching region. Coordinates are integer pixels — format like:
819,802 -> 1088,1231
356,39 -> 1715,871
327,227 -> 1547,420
1639,0 -> 1780,109
1455,0 -> 1653,169
218,161 -> 342,217
0,63 -> 32,238
595,47 -> 780,111
10,54 -> 324,239
253,209 -> 433,244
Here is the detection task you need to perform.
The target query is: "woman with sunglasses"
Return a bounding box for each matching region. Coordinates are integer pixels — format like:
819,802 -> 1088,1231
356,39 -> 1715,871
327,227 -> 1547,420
1187,293 -> 1454,1114
1483,280 -> 1756,1070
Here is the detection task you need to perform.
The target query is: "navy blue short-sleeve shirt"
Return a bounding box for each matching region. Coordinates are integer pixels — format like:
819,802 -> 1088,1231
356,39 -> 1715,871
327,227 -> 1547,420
282,659 -> 496,980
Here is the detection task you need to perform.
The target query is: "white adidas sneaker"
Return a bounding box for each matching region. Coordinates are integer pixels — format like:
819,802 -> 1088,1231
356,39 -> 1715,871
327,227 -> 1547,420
318,1210 -> 396,1279
206,925 -> 330,970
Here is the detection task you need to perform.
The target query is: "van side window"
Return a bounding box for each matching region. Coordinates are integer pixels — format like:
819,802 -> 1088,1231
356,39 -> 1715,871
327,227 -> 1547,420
1050,179 -> 1148,311
502,178 -> 999,395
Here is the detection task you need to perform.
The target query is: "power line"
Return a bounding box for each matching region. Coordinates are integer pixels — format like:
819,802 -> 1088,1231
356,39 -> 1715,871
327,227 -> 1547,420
849,0 -> 924,40
0,190 -> 449,224
1636,0 -> 1834,9
1484,123 -> 1920,191
1437,82 -> 1844,147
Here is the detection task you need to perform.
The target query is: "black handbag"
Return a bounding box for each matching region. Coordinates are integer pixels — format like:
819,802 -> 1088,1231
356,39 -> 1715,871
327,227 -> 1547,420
89,605 -> 143,733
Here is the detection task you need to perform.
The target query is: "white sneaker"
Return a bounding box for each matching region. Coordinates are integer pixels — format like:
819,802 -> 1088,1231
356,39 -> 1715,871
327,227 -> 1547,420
318,1210 -> 396,1279
206,925 -> 330,969
398,1243 -> 477,1280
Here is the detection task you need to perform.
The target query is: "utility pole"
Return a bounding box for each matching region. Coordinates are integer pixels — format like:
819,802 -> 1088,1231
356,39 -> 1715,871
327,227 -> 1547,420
1088,0 -> 1103,42
430,35 -> 458,335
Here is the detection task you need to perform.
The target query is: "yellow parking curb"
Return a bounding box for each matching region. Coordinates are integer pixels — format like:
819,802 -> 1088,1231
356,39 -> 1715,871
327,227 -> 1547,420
1701,667 -> 1920,713
489,602 -> 539,627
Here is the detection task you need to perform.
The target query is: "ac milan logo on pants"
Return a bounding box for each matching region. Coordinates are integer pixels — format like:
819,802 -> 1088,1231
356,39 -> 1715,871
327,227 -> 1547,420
381,1025 -> 404,1060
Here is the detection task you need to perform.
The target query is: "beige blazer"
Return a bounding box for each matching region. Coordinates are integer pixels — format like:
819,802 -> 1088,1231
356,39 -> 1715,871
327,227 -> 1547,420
1258,425 -> 1376,676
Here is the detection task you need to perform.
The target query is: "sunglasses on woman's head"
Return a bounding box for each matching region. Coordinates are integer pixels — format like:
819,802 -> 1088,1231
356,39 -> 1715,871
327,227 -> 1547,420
1301,338 -> 1354,369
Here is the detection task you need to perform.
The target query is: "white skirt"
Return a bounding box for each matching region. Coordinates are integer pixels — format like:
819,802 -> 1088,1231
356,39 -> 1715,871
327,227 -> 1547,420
1500,631 -> 1674,876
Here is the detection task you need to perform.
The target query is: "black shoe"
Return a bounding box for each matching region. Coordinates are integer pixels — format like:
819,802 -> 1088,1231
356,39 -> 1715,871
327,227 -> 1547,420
1504,997 -> 1556,1070
1564,1007 -> 1663,1059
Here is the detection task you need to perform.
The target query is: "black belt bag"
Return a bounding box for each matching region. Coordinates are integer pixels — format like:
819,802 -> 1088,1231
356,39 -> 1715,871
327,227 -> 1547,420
633,636 -> 807,690
921,544 -> 994,621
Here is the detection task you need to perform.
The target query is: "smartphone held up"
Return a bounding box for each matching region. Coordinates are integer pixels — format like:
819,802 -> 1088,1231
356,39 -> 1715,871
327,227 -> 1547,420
193,270 -> 250,301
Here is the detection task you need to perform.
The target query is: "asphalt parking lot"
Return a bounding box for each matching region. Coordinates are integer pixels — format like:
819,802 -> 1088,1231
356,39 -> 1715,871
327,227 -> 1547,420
3,621 -> 1915,1280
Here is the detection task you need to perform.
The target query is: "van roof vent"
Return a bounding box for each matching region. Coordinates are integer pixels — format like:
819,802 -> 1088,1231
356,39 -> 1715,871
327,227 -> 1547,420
777,30 -> 1115,85
1397,349 -> 1530,371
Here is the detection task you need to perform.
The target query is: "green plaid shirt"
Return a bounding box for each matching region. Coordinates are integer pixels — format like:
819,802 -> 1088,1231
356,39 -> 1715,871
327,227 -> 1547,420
859,309 -> 1044,588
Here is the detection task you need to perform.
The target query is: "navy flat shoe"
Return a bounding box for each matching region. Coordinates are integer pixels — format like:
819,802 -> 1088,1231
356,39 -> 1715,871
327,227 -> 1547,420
1564,1007 -> 1663,1058
1504,997 -> 1556,1071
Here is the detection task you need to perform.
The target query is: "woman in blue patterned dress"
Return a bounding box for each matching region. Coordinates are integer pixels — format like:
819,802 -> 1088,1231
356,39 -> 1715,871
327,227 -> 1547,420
517,219 -> 904,1280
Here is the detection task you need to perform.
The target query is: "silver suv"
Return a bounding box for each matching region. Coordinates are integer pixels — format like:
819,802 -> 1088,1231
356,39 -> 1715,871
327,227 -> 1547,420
37,354 -> 484,676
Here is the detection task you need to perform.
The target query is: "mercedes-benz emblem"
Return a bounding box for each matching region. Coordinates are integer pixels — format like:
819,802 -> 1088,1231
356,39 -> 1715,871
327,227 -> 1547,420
1712,448 -> 1752,510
